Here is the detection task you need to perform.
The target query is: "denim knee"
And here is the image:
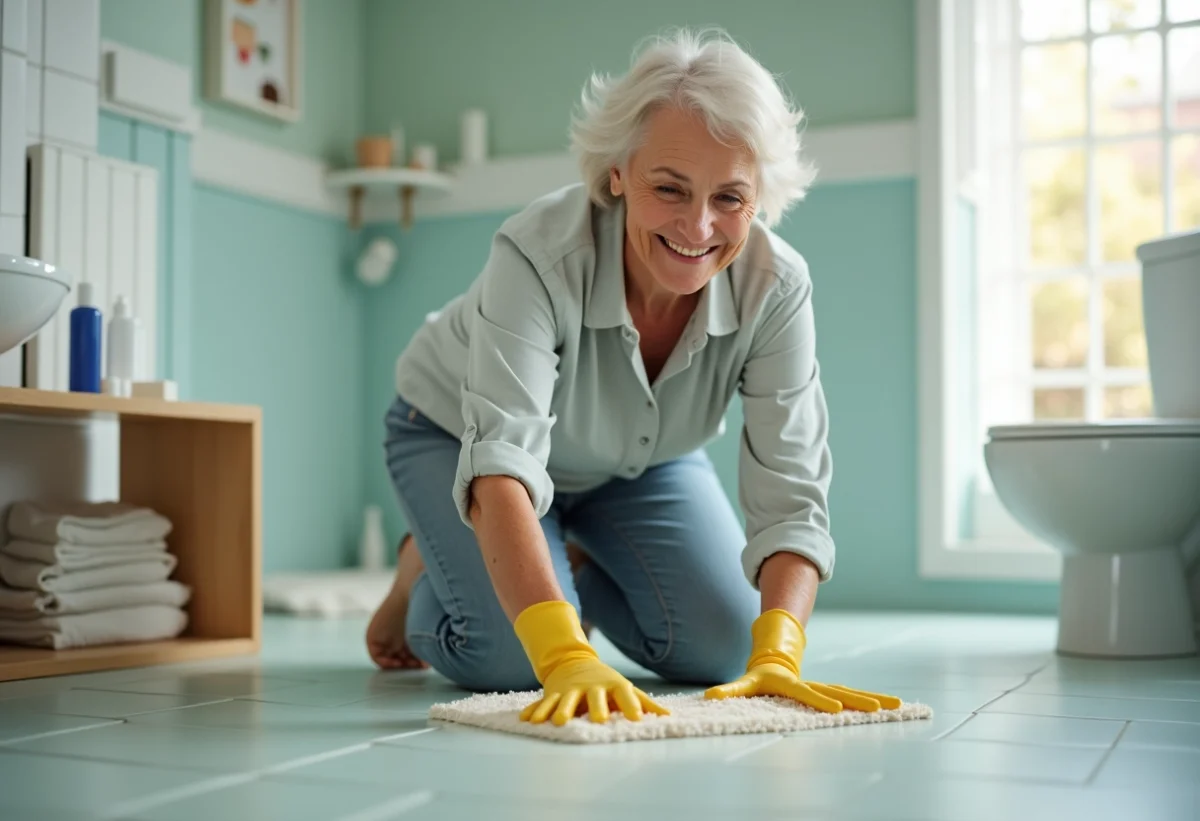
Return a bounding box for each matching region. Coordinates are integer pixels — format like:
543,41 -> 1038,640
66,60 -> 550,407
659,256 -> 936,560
407,625 -> 540,693
636,602 -> 754,686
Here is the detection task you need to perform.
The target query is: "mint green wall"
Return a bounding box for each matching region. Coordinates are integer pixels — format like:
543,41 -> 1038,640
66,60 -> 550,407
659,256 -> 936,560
364,0 -> 914,162
191,186 -> 365,572
100,0 -> 365,165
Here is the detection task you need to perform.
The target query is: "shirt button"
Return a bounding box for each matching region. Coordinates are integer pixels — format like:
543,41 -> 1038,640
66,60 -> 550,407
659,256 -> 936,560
639,436 -> 650,445
627,466 -> 637,475
646,400 -> 654,408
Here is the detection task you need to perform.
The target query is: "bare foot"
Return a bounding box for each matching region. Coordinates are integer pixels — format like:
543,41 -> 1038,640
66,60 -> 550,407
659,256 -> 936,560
366,533 -> 430,670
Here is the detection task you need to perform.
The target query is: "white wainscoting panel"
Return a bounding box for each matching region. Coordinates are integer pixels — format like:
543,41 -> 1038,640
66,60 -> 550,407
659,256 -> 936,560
25,143 -> 158,390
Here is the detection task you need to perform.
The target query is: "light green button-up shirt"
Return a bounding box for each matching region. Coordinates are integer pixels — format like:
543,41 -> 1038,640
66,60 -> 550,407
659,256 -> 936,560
393,183 -> 834,588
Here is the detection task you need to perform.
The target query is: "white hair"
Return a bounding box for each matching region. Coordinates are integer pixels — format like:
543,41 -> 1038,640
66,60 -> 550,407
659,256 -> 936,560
569,27 -> 817,228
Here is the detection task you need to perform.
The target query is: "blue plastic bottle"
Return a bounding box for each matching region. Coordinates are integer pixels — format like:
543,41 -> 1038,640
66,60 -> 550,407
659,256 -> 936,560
68,281 -> 102,393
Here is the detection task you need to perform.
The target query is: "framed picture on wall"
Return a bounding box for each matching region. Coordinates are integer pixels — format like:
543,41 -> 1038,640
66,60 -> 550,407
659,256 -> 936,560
204,0 -> 302,122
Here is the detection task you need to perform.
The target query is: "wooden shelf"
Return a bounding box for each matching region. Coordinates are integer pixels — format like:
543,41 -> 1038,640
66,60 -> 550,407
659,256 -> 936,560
0,638 -> 258,682
0,387 -> 262,681
325,166 -> 453,229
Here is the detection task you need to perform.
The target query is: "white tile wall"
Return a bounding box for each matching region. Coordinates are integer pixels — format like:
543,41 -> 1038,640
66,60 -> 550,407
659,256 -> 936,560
24,59 -> 38,142
0,348 -> 22,387
26,144 -> 158,390
41,0 -> 95,81
0,49 -> 26,215
2,0 -> 27,55
41,67 -> 95,148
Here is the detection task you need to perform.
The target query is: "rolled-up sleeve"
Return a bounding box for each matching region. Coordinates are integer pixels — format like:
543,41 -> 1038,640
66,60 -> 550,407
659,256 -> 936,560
738,272 -> 835,589
451,233 -> 560,527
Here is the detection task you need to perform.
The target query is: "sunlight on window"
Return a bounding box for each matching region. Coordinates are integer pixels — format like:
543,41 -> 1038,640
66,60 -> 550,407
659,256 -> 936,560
1025,148 -> 1086,266
1021,0 -> 1086,40
1021,43 -> 1087,139
1104,384 -> 1154,418
1090,0 -> 1161,32
1169,27 -> 1200,128
1098,140 -> 1164,262
1173,135 -> 1200,231
1034,388 -> 1086,420
1168,0 -> 1200,23
1103,278 -> 1149,368
1032,278 -> 1089,369
1094,33 -> 1161,134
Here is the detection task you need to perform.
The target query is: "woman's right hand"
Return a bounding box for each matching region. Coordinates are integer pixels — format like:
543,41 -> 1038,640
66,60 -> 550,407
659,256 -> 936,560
514,600 -> 670,725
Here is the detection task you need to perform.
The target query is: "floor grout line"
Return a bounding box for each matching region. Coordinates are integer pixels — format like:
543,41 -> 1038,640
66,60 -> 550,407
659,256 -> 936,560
1083,720 -> 1131,786
332,790 -> 435,821
98,772 -> 258,820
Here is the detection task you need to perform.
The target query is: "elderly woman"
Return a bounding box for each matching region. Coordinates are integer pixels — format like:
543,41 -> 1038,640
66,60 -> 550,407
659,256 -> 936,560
367,28 -> 898,726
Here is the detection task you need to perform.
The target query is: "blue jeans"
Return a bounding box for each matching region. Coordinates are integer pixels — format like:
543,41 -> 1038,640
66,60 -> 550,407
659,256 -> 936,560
383,395 -> 758,692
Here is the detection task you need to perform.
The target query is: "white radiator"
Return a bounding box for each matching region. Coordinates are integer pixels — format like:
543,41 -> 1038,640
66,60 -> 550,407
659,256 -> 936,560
24,143 -> 158,389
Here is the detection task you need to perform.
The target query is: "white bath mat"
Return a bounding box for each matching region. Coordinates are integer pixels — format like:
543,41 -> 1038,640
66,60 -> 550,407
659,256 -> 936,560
429,690 -> 933,744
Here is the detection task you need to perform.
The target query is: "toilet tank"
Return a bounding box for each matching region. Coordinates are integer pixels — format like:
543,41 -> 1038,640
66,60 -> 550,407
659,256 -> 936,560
1138,229 -> 1200,418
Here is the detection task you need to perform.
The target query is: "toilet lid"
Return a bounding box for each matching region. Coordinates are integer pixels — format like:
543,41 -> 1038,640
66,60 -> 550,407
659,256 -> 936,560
988,419 -> 1200,440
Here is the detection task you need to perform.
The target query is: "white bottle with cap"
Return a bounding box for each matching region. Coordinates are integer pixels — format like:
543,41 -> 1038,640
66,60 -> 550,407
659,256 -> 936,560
106,295 -> 142,397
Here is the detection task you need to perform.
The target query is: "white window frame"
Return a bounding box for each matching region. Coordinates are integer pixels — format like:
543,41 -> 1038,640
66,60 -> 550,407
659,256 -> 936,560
918,0 -> 1200,581
918,0 -> 1063,581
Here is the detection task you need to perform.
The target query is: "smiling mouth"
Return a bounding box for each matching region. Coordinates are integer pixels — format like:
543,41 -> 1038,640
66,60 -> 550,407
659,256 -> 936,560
658,235 -> 717,259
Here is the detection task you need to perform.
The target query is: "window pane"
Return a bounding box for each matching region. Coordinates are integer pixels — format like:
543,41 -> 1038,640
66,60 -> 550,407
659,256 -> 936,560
1097,139 -> 1163,263
1104,384 -> 1153,418
1168,0 -> 1200,22
1032,278 -> 1089,369
1035,388 -> 1086,420
1091,0 -> 1160,32
1022,0 -> 1087,40
1022,43 -> 1087,140
1026,148 -> 1087,267
1094,33 -> 1162,134
1168,27 -> 1200,128
1173,134 -> 1200,232
1103,277 -> 1148,367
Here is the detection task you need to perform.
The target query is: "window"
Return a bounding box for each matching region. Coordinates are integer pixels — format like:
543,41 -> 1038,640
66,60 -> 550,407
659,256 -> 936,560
917,0 -> 1200,580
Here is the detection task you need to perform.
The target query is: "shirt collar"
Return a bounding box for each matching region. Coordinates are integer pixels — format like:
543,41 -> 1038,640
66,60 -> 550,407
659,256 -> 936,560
585,197 -> 740,337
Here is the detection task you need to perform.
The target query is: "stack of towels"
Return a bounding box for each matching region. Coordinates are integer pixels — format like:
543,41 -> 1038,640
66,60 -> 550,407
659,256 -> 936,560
0,500 -> 190,650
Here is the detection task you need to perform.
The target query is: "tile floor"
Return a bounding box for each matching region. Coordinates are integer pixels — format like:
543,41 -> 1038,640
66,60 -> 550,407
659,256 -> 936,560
1,611 -> 1198,820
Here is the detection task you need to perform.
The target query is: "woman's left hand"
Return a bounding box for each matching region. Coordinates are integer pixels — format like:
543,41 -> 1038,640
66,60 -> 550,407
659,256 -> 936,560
703,609 -> 901,713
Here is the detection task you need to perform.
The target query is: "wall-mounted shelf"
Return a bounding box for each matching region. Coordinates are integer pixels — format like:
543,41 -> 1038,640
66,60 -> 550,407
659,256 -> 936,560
325,167 -> 453,229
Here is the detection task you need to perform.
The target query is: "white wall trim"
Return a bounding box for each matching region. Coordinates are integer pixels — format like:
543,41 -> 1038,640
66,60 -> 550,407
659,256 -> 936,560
98,41 -> 201,135
916,0 -> 1060,585
189,118 -> 918,221
191,126 -> 342,215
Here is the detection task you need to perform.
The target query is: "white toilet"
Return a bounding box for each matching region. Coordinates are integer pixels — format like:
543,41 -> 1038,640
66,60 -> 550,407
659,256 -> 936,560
984,228 -> 1200,659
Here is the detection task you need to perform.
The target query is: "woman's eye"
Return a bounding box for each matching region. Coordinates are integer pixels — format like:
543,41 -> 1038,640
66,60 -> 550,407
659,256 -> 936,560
718,194 -> 742,205
656,185 -> 682,195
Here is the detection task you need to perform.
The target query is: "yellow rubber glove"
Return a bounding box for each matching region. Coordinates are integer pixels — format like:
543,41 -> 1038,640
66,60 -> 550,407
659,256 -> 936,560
704,609 -> 902,713
513,600 -> 670,726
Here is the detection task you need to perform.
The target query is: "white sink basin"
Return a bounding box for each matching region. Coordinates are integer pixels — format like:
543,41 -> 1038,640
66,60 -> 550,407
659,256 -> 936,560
0,254 -> 71,356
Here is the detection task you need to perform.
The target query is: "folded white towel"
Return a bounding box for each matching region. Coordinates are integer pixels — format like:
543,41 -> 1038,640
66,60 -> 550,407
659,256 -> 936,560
5,500 -> 172,546
0,579 -> 190,616
0,604 -> 187,649
1,539 -> 168,570
0,552 -> 177,593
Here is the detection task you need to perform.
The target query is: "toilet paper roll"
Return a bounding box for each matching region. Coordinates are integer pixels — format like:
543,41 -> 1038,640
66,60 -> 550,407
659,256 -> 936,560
460,109 -> 488,165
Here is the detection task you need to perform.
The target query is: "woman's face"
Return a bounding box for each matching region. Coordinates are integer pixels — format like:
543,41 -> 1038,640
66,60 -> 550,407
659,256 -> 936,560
610,106 -> 759,299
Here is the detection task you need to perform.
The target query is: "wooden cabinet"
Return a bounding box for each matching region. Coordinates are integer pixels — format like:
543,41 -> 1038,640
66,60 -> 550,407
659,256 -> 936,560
0,387 -> 261,681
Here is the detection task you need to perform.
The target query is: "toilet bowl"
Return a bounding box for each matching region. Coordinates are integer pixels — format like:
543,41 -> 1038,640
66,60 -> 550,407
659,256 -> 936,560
984,228 -> 1200,658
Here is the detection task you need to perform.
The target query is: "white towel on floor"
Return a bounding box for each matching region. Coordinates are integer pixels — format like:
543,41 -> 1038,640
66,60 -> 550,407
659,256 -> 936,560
429,691 -> 934,744
5,500 -> 172,545
1,539 -> 168,570
0,579 -> 190,616
0,552 -> 177,593
0,604 -> 187,649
